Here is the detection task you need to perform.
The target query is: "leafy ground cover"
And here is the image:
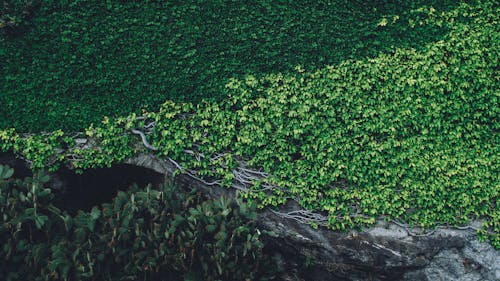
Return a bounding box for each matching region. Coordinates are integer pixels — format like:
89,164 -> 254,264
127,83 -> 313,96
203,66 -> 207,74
0,0 -> 459,131
1,1 -> 498,247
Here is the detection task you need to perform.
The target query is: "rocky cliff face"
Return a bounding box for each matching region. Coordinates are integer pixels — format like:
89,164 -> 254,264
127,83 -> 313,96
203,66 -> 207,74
1,152 -> 498,280
125,153 -> 499,281
264,214 -> 499,281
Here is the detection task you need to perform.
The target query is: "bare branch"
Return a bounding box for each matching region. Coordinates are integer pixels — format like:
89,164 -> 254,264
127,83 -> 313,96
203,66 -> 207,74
131,129 -> 158,151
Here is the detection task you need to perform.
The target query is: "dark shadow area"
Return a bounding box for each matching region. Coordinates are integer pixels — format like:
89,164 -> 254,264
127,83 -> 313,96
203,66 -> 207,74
0,152 -> 32,179
0,0 -> 460,131
52,164 -> 164,213
0,152 -> 165,213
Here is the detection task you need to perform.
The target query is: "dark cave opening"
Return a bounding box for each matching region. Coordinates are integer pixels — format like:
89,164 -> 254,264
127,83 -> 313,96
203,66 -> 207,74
0,152 -> 32,179
52,164 -> 165,213
0,152 -> 165,213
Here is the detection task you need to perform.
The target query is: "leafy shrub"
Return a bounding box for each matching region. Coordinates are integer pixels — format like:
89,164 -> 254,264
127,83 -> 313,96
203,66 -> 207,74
0,165 -> 271,281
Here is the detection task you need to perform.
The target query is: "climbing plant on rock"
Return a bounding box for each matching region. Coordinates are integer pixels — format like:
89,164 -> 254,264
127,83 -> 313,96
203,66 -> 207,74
0,1 -> 498,247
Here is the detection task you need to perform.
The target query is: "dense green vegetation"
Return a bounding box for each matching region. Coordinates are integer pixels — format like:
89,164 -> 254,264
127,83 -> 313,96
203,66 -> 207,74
0,165 -> 271,281
0,0 -> 498,249
1,0 -> 459,131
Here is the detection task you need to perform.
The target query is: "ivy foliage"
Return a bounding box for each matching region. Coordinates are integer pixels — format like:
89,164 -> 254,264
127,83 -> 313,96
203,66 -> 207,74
0,0 -> 40,32
149,0 -> 498,246
0,165 -> 270,281
1,1 -> 499,248
0,0 -> 458,131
